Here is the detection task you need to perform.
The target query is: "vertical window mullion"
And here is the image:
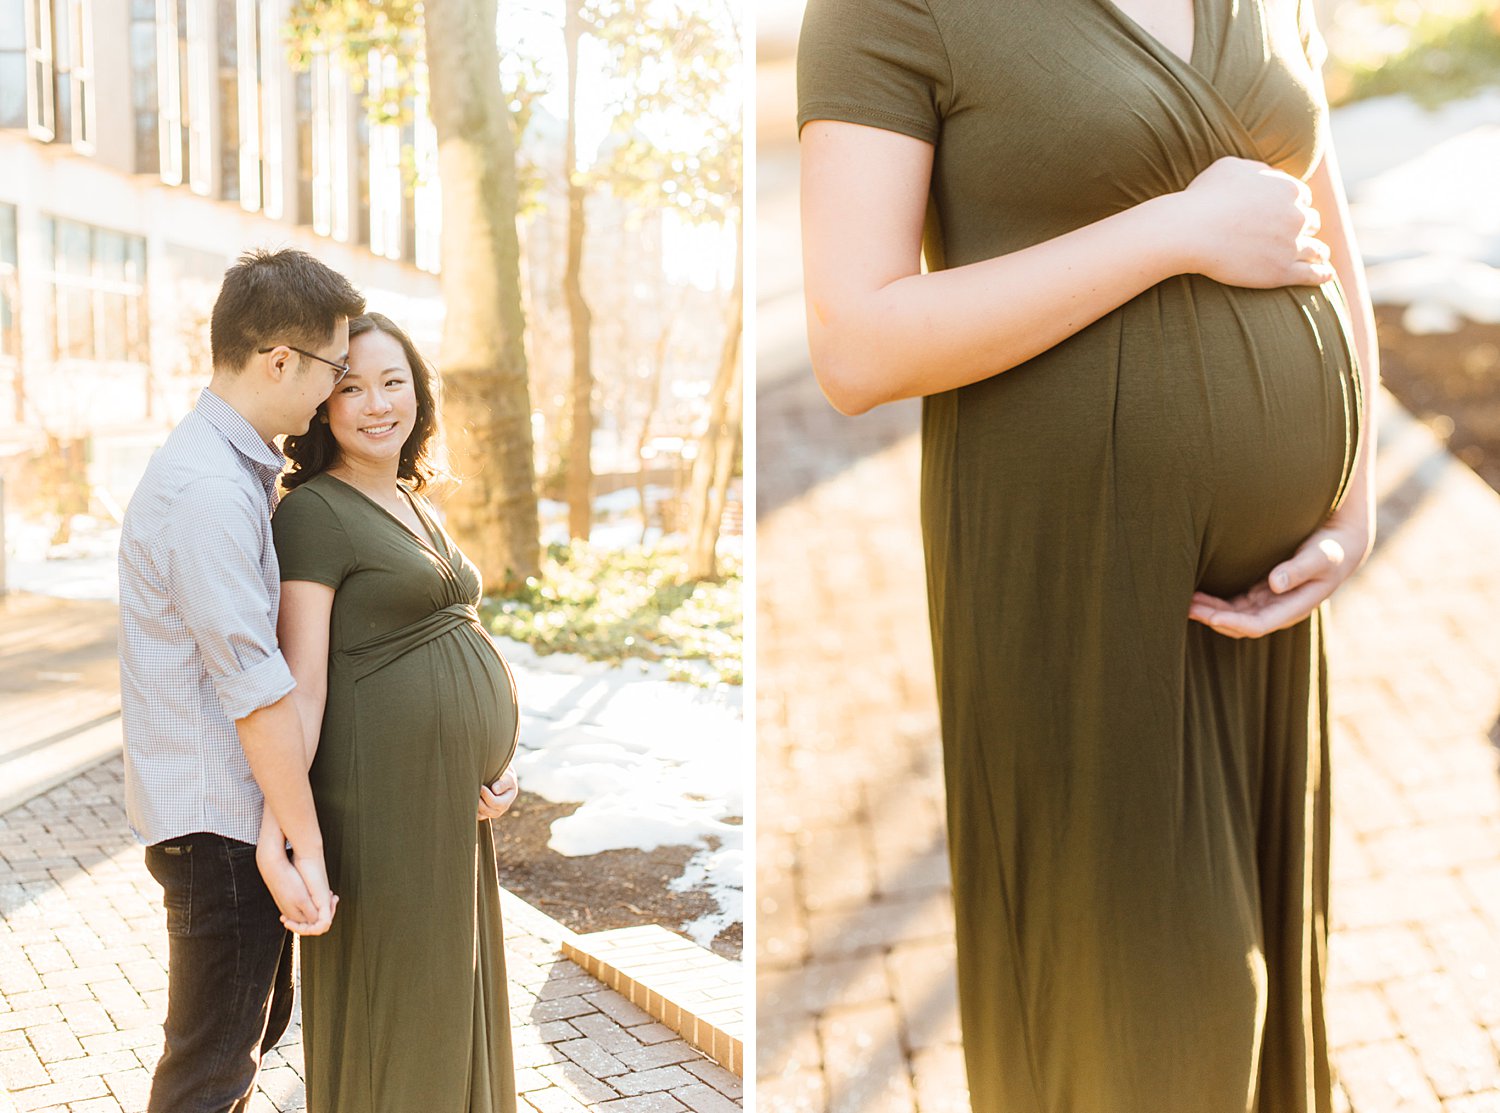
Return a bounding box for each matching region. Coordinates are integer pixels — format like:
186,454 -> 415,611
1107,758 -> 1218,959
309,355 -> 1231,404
24,0 -> 54,140
186,0 -> 211,194
258,0 -> 282,218
329,55 -> 350,241
235,0 -> 259,211
413,59 -> 439,273
70,0 -> 93,152
310,51 -> 330,235
155,0 -> 181,184
368,50 -> 401,260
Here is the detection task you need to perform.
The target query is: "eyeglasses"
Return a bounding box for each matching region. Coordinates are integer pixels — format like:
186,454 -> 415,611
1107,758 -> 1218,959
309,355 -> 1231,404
258,345 -> 351,385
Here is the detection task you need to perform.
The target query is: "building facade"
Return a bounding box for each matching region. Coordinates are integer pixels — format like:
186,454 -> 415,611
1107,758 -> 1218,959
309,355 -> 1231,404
0,0 -> 443,514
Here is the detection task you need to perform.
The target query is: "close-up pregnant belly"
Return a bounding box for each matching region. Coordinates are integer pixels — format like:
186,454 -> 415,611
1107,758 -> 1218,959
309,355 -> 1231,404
945,273 -> 1361,600
1168,276 -> 1362,595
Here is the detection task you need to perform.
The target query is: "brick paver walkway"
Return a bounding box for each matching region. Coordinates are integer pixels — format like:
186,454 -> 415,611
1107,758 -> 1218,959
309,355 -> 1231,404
0,759 -> 743,1112
756,44 -> 1500,1113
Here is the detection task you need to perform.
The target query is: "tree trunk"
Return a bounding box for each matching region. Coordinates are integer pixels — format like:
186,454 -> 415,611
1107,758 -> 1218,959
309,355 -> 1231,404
563,0 -> 595,542
685,219 -> 743,581
423,0 -> 540,589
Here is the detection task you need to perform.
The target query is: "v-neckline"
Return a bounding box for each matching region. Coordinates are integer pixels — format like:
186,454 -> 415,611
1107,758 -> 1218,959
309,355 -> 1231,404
324,473 -> 449,563
1101,0 -> 1206,73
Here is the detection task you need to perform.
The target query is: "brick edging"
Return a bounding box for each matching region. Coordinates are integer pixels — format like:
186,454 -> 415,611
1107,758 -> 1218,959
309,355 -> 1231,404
562,926 -> 744,1077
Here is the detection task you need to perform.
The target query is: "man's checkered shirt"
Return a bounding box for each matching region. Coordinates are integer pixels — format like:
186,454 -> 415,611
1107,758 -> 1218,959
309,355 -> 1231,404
118,388 -> 297,845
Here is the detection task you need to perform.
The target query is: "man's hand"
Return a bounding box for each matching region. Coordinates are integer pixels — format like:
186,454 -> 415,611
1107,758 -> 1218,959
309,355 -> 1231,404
257,840 -> 337,934
478,768 -> 519,822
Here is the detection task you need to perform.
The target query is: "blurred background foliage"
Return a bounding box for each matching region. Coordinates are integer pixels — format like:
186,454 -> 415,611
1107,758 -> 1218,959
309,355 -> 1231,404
1323,0 -> 1500,106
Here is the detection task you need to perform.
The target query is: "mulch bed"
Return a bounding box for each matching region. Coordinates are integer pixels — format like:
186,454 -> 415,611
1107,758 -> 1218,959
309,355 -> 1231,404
493,792 -> 742,960
1375,305 -> 1500,495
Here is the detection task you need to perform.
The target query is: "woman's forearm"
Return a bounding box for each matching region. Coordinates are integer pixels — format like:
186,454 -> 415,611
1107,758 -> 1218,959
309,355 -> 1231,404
802,125 -> 1328,417
291,686 -> 326,769
807,192 -> 1199,415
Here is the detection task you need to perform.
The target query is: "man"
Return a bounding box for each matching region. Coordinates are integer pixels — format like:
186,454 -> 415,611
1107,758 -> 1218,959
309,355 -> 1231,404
118,248 -> 365,1112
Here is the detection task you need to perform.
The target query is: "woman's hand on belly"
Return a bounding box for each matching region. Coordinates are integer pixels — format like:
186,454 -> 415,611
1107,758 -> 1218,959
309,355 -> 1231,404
1180,157 -> 1334,290
1187,510 -> 1372,638
477,767 -> 520,822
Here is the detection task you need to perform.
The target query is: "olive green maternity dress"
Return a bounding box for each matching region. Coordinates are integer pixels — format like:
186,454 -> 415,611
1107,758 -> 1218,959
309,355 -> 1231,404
798,1 -> 1362,1110
272,473 -> 520,1113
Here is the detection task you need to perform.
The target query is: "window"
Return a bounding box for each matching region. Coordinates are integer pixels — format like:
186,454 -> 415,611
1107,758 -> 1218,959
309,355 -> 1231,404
365,49 -> 437,266
21,0 -> 93,149
57,0 -> 91,150
0,1 -> 25,128
355,100 -> 369,243
294,63 -> 311,223
0,204 -> 18,421
157,0 -> 211,192
366,49 -> 402,260
255,0 -> 282,218
412,60 -> 439,273
185,0 -> 210,193
130,0 -> 158,172
309,52 -> 330,234
233,0 -> 261,210
24,0 -> 53,139
155,0 -> 184,183
296,49 -> 351,239
215,0 -> 236,201
0,202 -> 18,356
42,215 -> 149,365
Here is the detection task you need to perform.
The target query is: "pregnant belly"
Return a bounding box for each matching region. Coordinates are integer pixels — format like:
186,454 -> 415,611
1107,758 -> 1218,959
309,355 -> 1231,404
1174,278 -> 1361,595
333,624 -> 520,812
941,275 -> 1361,599
440,624 -> 520,784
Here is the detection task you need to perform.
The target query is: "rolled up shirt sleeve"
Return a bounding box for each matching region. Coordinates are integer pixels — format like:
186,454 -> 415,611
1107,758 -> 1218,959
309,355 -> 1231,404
161,477 -> 296,721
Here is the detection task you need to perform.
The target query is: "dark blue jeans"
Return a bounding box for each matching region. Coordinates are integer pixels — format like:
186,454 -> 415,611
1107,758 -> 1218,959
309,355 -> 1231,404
143,832 -> 294,1113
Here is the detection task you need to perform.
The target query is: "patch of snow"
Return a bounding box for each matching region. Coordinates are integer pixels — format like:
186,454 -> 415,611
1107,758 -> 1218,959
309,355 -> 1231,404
3,514 -> 120,601
499,635 -> 744,939
670,842 -> 744,950
1332,92 -> 1500,331
1363,255 -> 1500,332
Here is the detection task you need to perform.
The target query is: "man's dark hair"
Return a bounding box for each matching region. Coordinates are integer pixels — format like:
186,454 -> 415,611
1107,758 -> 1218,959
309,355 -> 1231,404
210,248 -> 366,372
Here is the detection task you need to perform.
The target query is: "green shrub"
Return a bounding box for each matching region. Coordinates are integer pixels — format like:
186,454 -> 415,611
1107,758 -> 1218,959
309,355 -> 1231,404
481,541 -> 743,687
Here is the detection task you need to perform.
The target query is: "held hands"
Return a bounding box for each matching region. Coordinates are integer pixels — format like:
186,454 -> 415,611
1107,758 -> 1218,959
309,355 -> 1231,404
477,767 -> 519,822
1188,512 -> 1372,639
256,829 -> 338,936
1178,157 -> 1334,289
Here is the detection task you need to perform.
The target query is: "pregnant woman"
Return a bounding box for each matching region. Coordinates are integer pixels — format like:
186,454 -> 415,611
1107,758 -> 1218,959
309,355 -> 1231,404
259,313 -> 521,1112
798,0 -> 1374,1109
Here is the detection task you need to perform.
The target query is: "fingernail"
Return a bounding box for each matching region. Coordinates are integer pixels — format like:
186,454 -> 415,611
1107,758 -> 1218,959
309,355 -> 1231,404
1272,573 -> 1286,590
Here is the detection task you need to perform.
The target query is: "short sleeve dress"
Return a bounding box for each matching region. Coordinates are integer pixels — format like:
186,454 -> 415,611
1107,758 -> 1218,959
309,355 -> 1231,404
272,472 -> 520,1113
798,2 -> 1360,1111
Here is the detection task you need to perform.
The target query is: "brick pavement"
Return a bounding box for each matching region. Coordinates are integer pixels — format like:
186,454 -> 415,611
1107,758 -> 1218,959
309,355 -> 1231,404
0,760 -> 743,1113
756,43 -> 1500,1113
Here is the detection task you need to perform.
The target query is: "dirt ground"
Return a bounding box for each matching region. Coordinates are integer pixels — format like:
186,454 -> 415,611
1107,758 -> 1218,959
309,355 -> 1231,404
1376,306 -> 1500,495
493,792 -> 742,960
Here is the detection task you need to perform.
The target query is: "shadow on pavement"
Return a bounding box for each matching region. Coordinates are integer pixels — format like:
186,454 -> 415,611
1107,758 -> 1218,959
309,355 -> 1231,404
757,373 -> 920,521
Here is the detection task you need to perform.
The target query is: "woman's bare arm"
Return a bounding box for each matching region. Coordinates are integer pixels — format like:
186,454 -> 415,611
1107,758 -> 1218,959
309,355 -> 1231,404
275,580 -> 334,762
800,121 -> 1334,415
257,579 -> 337,933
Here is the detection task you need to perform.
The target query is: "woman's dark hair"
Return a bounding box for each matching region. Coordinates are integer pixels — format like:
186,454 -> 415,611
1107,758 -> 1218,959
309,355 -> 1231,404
281,313 -> 446,493
211,248 -> 365,372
